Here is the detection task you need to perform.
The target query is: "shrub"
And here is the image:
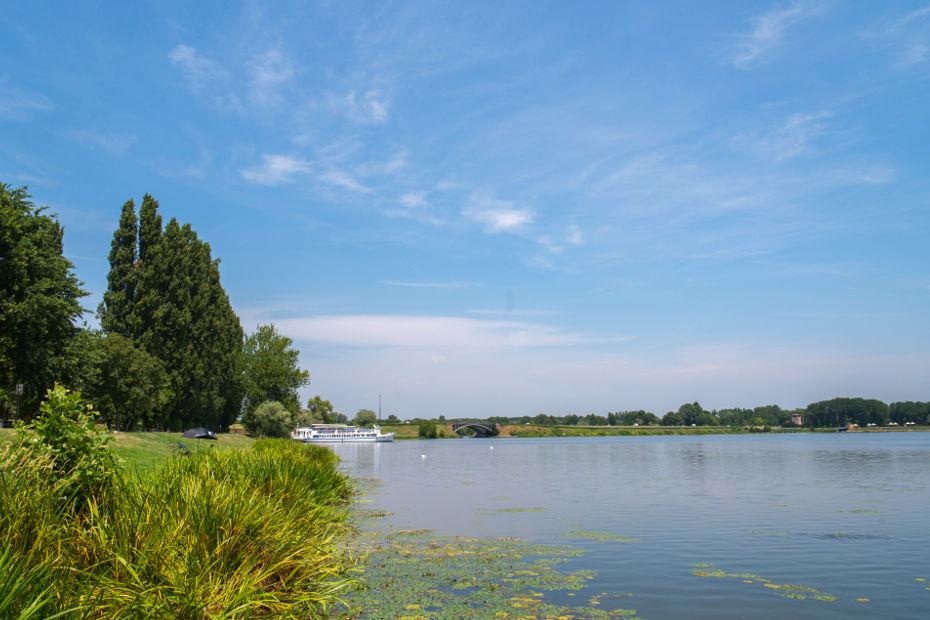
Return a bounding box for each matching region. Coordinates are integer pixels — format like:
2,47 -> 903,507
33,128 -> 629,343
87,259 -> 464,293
241,400 -> 295,438
22,383 -> 115,504
418,420 -> 438,438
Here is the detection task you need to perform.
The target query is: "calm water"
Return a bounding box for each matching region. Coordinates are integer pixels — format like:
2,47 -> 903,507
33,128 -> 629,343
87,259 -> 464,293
333,433 -> 930,619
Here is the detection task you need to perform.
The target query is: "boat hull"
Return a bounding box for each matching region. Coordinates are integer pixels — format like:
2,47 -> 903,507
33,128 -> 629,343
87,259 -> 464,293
300,433 -> 395,443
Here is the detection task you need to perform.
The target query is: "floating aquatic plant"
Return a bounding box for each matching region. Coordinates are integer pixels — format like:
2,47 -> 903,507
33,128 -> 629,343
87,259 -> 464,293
691,563 -> 837,602
562,530 -> 639,543
341,529 -> 640,619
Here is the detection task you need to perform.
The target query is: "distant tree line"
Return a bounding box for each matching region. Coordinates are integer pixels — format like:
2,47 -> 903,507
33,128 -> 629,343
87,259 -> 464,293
398,399 -> 930,429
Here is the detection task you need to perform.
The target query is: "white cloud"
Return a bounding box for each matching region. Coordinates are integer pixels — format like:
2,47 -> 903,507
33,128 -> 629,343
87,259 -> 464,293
329,88 -> 390,124
0,80 -> 53,120
400,191 -> 427,208
464,196 -> 534,233
566,224 -> 585,246
275,314 -> 587,349
168,44 -> 241,110
732,2 -> 825,69
318,169 -> 371,193
736,110 -> 833,161
70,129 -> 137,155
248,48 -> 295,107
240,154 -> 312,185
863,4 -> 930,68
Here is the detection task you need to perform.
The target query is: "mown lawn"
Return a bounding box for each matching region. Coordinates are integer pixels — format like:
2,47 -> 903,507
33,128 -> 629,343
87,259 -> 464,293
2,427 -> 254,474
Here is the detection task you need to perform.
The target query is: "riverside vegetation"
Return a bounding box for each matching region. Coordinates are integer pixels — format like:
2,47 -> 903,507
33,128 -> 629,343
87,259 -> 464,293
0,386 -> 356,618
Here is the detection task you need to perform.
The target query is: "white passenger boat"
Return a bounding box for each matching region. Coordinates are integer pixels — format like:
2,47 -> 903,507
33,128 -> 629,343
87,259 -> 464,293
292,423 -> 395,443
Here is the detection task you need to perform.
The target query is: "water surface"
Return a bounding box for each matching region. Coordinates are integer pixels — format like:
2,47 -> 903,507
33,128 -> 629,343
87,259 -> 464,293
334,433 -> 930,618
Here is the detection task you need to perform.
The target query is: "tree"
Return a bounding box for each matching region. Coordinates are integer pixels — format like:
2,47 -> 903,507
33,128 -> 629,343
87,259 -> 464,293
242,324 -> 310,414
99,200 -> 138,337
418,420 -> 438,438
105,198 -> 244,431
386,414 -> 400,424
85,333 -> 171,431
0,184 -> 86,418
354,409 -> 377,427
306,396 -> 335,423
242,400 -> 295,438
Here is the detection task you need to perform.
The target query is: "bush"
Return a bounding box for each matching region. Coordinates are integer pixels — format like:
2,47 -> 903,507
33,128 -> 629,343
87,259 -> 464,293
22,383 -> 115,504
242,400 -> 295,438
418,421 -> 438,438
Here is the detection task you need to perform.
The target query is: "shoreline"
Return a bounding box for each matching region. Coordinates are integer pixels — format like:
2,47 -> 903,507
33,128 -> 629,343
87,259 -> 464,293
379,423 -> 930,439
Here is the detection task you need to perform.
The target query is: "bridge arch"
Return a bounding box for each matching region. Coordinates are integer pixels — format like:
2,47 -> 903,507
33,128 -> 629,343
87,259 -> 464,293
450,422 -> 500,437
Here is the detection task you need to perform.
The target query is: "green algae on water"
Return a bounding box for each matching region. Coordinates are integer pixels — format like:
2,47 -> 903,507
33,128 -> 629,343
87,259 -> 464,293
341,529 -> 641,619
691,563 -> 837,602
563,530 -> 639,543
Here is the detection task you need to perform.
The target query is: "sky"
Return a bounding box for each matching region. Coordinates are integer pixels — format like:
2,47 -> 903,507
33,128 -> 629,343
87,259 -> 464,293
2,1 -> 929,418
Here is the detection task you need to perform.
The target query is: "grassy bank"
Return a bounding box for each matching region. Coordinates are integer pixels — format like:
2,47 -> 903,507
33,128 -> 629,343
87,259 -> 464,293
0,428 -> 357,618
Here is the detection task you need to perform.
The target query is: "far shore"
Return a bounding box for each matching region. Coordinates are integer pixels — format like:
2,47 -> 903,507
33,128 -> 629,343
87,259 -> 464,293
380,423 -> 930,439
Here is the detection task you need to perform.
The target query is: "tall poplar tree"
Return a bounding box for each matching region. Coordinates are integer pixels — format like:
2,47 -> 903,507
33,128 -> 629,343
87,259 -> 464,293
99,199 -> 137,337
101,196 -> 243,430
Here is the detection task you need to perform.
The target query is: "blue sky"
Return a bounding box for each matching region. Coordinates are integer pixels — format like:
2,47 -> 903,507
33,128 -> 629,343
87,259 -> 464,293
2,1 -> 929,418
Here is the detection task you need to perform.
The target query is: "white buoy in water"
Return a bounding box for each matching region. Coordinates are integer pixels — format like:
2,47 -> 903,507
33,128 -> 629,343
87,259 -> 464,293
489,446 -> 494,450
420,454 -> 426,459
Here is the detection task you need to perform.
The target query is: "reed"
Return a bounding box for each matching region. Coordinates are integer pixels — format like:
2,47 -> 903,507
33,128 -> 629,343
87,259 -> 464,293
0,438 -> 357,618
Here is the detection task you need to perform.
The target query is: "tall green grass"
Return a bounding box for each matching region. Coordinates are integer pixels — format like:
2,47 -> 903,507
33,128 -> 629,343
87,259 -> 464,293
0,438 -> 357,618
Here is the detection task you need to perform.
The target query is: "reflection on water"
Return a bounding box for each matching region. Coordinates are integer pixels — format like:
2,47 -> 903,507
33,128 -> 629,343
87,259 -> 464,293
333,434 -> 930,619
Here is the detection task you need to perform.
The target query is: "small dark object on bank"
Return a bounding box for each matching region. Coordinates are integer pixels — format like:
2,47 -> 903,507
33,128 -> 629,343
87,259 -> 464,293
175,441 -> 192,456
182,427 -> 217,440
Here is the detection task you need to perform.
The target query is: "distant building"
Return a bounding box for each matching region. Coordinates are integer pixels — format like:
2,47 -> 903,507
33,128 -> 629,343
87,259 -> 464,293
790,413 -> 803,426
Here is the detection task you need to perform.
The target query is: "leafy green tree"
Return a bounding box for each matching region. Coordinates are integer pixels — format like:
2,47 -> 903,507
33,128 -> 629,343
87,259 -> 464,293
418,420 -> 438,438
563,414 -> 580,425
386,414 -> 400,424
661,410 -> 685,426
293,408 -> 318,427
241,400 -> 295,438
306,396 -> 335,422
805,398 -> 889,427
890,401 -> 930,425
88,333 -> 171,431
0,184 -> 86,418
99,200 -> 138,337
354,409 -> 378,427
106,198 -> 244,431
242,324 -> 310,413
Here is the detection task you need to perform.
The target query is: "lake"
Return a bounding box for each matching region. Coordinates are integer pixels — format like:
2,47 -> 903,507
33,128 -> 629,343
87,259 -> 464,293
334,433 -> 930,619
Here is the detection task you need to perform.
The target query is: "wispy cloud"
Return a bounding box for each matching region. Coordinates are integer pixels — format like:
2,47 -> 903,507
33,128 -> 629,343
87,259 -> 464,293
275,314 -> 588,349
464,195 -> 534,233
400,191 -> 427,208
566,224 -> 585,246
318,169 -> 370,193
379,280 -> 479,289
862,4 -> 930,68
735,110 -> 833,161
731,2 -> 826,69
240,154 -> 312,185
247,48 -> 294,107
69,129 -> 137,155
168,44 -> 241,110
0,79 -> 53,120
328,88 -> 390,124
